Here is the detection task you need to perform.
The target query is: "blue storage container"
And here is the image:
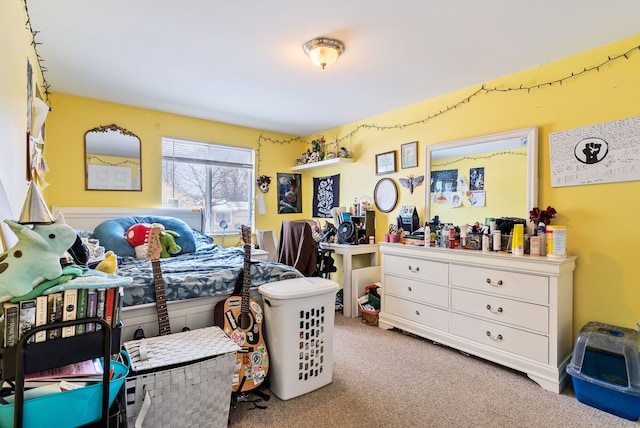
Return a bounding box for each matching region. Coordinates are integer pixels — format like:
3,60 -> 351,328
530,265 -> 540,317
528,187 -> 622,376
566,321 -> 640,421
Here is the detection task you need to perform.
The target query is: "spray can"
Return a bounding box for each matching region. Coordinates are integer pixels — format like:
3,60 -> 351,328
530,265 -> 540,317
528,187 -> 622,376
492,230 -> 501,251
482,232 -> 491,252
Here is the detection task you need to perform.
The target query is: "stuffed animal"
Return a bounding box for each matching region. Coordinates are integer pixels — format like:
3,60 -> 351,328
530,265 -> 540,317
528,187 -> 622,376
125,223 -> 181,259
0,219 -> 77,297
96,250 -> 118,274
155,223 -> 181,258
126,223 -> 152,259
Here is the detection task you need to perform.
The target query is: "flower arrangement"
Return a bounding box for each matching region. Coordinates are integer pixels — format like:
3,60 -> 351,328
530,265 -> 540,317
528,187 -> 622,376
529,205 -> 557,226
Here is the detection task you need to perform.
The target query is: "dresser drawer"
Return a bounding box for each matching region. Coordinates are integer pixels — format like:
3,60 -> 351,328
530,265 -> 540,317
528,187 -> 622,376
385,275 -> 449,308
450,313 -> 548,363
384,254 -> 448,284
450,264 -> 548,303
384,295 -> 449,331
451,289 -> 548,333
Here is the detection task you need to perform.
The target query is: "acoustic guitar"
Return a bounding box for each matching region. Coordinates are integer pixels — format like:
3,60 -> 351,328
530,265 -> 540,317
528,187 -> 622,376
215,225 -> 269,393
133,225 -> 171,339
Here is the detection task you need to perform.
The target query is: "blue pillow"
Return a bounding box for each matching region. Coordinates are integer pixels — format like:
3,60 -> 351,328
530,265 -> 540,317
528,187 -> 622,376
92,216 -> 197,257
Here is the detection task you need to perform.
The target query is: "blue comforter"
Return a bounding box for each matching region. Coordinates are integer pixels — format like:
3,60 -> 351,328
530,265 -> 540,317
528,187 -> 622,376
117,243 -> 303,307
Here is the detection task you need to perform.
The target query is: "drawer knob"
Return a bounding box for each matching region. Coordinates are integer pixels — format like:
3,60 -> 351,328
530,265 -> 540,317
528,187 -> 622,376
486,304 -> 503,314
408,265 -> 420,273
485,278 -> 504,287
407,286 -> 412,292
415,310 -> 420,316
486,331 -> 503,342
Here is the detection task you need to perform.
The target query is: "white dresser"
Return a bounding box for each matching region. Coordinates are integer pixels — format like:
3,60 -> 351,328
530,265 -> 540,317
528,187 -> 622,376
379,243 -> 576,393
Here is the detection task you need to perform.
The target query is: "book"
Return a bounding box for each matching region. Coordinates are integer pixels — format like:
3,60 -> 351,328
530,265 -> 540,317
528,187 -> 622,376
35,295 -> 48,343
61,288 -> 78,337
4,302 -> 19,347
112,287 -> 123,328
95,289 -> 106,331
18,299 -> 37,345
85,289 -> 98,333
75,288 -> 88,335
103,288 -> 115,327
47,292 -> 64,340
24,358 -> 104,381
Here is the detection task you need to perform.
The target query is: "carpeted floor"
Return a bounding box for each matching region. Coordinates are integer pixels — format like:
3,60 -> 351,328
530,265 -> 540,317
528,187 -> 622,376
227,313 -> 637,427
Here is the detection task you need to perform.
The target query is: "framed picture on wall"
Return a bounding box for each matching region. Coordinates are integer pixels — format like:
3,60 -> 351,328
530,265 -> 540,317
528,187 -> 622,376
401,141 -> 418,169
277,173 -> 302,214
376,151 -> 396,175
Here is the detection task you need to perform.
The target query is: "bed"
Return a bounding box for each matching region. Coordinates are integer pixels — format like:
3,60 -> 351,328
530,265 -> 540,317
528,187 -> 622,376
52,206 -> 303,341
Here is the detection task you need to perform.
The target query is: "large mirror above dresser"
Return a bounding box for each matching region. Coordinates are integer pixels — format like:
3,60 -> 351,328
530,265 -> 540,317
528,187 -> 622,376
379,126 -> 576,394
425,126 -> 538,229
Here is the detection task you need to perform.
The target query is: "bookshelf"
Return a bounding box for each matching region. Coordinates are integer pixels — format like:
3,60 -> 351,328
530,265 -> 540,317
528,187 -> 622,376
1,318 -> 121,427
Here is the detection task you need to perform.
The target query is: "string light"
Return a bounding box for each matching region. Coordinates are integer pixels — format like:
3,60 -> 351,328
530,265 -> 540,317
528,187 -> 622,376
86,155 -> 140,168
23,0 -> 51,105
435,151 -> 525,168
256,43 -> 639,173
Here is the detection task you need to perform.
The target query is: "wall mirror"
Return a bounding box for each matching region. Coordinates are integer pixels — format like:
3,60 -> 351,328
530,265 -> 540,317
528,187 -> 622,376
374,178 -> 398,213
425,127 -> 538,228
85,124 -> 141,190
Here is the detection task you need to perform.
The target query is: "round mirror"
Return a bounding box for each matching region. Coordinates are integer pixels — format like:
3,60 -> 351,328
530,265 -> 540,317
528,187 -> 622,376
374,178 -> 398,213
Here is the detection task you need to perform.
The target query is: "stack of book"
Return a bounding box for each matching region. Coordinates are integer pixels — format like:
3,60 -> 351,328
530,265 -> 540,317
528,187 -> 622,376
3,287 -> 123,348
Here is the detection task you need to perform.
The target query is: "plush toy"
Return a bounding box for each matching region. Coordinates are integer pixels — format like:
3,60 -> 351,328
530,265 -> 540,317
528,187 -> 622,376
125,223 -> 181,259
155,223 -> 181,258
0,219 -> 77,297
126,223 -> 152,259
96,251 -> 118,274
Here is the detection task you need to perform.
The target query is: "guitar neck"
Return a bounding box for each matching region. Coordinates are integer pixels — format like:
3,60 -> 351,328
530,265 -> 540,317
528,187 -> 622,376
240,243 -> 251,316
151,259 -> 171,335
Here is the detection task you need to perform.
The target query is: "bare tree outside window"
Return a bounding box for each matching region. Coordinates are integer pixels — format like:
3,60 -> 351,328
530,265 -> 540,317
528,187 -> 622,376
162,138 -> 254,233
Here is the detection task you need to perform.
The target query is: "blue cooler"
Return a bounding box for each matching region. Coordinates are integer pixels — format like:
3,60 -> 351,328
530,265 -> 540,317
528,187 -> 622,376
566,321 -> 640,420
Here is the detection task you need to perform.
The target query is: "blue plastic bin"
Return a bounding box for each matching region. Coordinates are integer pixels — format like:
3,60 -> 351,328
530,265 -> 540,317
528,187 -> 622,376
0,355 -> 129,428
566,321 -> 640,421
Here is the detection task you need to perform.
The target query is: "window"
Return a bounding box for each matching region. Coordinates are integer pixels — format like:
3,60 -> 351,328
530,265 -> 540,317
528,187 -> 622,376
162,138 -> 254,233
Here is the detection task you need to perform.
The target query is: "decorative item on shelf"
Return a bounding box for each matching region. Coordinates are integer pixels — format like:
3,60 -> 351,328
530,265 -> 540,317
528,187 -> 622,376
340,147 -> 350,158
311,136 -> 325,161
256,175 -> 271,193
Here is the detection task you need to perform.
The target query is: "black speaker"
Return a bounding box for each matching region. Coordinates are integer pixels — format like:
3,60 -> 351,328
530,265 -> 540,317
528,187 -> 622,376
337,221 -> 357,244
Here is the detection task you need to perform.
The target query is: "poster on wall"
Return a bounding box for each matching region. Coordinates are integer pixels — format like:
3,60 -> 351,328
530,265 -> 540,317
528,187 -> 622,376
549,115 -> 640,187
277,173 -> 302,214
312,174 -> 340,218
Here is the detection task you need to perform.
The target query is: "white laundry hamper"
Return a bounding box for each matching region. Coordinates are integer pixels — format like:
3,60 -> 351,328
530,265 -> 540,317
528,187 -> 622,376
258,277 -> 339,400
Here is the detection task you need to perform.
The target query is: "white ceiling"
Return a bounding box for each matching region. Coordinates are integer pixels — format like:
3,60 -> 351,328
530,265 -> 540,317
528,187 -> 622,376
26,1 -> 640,136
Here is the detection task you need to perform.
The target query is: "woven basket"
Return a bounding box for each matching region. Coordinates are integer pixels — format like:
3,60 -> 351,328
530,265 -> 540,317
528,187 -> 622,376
359,304 -> 379,326
123,326 -> 239,428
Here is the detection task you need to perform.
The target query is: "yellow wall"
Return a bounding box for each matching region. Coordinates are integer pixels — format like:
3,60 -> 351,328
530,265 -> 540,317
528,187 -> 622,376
43,93 -> 305,235
0,1 -> 44,214
4,0 -> 640,337
298,34 -> 640,334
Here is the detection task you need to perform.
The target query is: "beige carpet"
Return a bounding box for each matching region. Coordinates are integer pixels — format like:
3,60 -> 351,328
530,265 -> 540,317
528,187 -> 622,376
228,314 -> 637,427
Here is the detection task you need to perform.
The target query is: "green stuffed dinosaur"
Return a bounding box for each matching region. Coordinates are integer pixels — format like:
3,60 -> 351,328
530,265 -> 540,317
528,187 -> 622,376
152,223 -> 182,258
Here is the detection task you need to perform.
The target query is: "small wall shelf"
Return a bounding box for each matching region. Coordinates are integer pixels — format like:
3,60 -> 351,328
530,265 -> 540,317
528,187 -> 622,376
291,157 -> 354,171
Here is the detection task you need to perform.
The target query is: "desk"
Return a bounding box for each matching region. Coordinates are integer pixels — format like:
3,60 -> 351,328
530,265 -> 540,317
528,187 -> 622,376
320,243 -> 379,317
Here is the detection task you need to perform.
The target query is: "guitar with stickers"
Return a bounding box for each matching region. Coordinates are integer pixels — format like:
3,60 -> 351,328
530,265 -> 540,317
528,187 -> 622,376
214,225 -> 269,393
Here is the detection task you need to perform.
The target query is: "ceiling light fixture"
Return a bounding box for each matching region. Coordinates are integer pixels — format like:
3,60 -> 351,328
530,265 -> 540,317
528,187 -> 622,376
303,37 -> 345,70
